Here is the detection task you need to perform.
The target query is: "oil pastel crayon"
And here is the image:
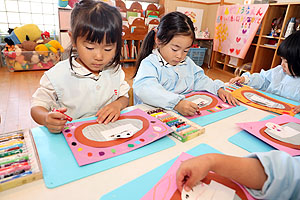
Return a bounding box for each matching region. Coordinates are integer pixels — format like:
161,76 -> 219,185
0,155 -> 29,167
0,148 -> 23,158
0,170 -> 32,183
0,140 -> 23,148
0,162 -> 30,176
52,108 -> 73,121
0,143 -> 23,152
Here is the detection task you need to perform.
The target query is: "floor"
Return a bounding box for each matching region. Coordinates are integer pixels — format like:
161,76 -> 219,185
0,64 -> 234,133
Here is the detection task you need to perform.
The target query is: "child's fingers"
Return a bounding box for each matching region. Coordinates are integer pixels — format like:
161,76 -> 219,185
103,113 -> 116,124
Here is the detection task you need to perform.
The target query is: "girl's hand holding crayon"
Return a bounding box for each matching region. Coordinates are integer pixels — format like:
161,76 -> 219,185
45,108 -> 69,133
174,100 -> 199,116
217,88 -> 239,106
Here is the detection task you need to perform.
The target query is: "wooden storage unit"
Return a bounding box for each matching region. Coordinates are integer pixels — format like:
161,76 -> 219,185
211,3 -> 300,75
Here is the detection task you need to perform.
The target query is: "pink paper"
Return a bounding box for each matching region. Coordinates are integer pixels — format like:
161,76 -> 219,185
213,4 -> 269,58
184,91 -> 234,119
142,153 -> 256,200
237,114 -> 300,156
141,152 -> 193,200
62,109 -> 172,166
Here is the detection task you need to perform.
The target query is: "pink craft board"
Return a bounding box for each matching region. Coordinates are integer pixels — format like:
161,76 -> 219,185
237,114 -> 300,156
62,109 -> 173,166
213,4 -> 269,58
141,152 -> 255,200
185,91 -> 234,119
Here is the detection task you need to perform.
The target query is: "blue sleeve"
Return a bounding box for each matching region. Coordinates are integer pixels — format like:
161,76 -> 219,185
193,63 -> 225,95
246,150 -> 300,199
133,60 -> 185,110
242,67 -> 279,90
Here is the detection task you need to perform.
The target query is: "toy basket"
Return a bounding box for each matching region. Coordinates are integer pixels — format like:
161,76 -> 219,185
187,47 -> 207,66
2,50 -> 61,72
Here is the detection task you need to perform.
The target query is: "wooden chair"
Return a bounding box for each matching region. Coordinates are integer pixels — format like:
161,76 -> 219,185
115,0 -> 127,12
145,4 -> 158,17
129,1 -> 142,12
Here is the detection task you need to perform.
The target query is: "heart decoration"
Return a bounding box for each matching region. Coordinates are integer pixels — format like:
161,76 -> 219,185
236,49 -> 241,55
242,29 -> 247,34
236,37 -> 241,43
229,48 -> 234,53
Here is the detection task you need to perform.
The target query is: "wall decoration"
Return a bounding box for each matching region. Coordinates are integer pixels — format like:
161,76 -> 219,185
176,7 -> 204,39
213,4 -> 269,58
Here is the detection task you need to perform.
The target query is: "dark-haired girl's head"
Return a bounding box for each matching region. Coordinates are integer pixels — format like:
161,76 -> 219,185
277,30 -> 300,77
69,0 -> 122,74
134,11 -> 195,76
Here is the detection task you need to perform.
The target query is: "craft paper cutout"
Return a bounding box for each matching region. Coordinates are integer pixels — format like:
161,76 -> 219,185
62,109 -> 173,166
184,91 -> 234,119
213,4 -> 269,58
181,180 -> 236,200
237,114 -> 300,156
229,86 -> 296,116
141,152 -> 255,200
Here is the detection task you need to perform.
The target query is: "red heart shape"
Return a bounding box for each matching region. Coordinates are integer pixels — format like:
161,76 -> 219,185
230,48 -> 234,53
236,49 -> 241,55
236,37 -> 241,43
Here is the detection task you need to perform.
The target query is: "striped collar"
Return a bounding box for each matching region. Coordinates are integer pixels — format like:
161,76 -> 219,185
69,56 -> 101,81
152,48 -> 187,67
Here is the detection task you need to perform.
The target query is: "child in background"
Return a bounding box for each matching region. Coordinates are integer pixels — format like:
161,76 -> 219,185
133,12 -> 238,117
230,30 -> 300,113
176,150 -> 300,199
31,0 -> 130,133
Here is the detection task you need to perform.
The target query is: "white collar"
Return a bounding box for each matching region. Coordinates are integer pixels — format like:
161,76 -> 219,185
152,48 -> 187,67
69,57 -> 101,81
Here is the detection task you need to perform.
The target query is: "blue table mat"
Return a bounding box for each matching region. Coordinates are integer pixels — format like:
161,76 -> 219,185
32,115 -> 176,188
190,105 -> 247,126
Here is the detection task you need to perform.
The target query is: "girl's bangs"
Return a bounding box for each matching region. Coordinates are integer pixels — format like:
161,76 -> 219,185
77,23 -> 117,44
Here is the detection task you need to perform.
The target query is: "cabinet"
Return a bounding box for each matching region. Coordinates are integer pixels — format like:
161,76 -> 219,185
211,3 -> 300,75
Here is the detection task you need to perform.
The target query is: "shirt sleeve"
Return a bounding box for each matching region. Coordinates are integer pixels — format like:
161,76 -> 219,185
133,60 -> 185,110
241,66 -> 280,90
245,150 -> 300,199
118,68 -> 130,98
31,74 -> 59,111
193,63 -> 225,95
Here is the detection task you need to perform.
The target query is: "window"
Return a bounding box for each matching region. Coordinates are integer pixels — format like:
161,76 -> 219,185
0,0 -> 58,41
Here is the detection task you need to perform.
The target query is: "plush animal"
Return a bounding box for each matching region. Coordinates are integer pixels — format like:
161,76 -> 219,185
4,24 -> 41,45
16,41 -> 37,51
35,40 -> 64,56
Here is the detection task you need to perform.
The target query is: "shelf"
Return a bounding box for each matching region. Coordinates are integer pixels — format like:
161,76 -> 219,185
216,60 -> 225,65
259,44 -> 277,49
261,35 -> 280,39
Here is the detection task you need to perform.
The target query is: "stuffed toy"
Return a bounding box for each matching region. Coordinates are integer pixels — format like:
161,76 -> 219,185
35,40 -> 64,56
16,41 -> 37,51
4,24 -> 41,45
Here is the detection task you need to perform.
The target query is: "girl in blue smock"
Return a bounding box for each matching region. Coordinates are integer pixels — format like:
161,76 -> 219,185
133,12 -> 238,116
230,30 -> 300,113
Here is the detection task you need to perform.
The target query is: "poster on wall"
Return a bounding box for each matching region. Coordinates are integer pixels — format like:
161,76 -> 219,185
213,4 -> 269,59
176,7 -> 203,39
